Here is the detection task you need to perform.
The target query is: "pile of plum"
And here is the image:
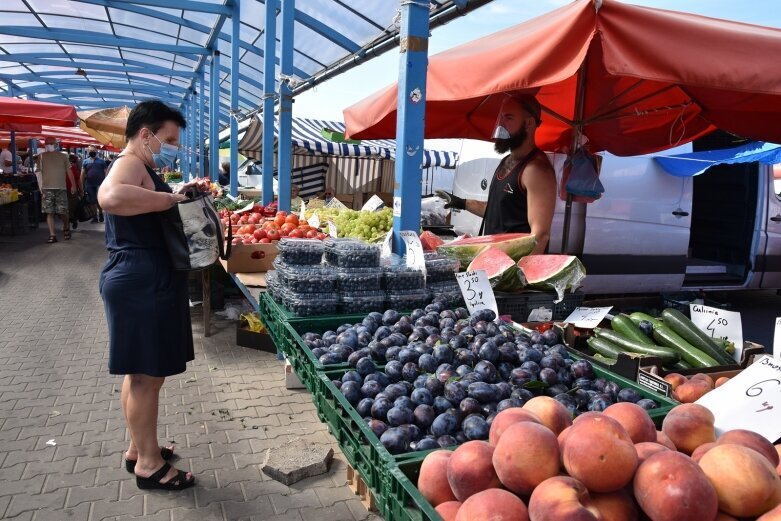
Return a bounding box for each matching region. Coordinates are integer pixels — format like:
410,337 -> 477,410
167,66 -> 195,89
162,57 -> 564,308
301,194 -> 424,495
301,303 -> 660,455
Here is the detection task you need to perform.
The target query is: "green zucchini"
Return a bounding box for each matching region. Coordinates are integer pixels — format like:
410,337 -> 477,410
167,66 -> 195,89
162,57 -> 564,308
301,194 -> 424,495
592,353 -> 617,365
586,336 -> 623,359
651,324 -> 719,368
713,337 -> 736,355
628,312 -> 663,328
669,359 -> 692,371
661,308 -> 735,365
611,314 -> 655,346
593,327 -> 680,364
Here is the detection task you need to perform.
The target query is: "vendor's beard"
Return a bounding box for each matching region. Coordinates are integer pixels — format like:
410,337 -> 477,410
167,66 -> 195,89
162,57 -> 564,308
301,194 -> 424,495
494,127 -> 528,154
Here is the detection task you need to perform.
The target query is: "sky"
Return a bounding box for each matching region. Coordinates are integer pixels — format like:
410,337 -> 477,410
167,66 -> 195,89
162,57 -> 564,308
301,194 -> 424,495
292,0 -> 781,153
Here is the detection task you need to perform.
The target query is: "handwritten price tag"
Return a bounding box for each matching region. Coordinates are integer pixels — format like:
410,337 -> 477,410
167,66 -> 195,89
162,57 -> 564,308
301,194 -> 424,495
327,221 -> 338,238
298,199 -> 306,221
361,194 -> 385,212
233,201 -> 255,214
309,212 -> 320,229
564,307 -> 613,329
774,317 -> 781,360
400,230 -> 426,274
696,356 -> 781,442
690,304 -> 743,363
455,270 -> 498,320
392,196 -> 401,217
380,230 -> 393,259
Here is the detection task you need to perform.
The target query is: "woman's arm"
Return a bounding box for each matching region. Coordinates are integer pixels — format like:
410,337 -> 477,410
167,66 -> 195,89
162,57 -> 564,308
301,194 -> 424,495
98,157 -> 185,216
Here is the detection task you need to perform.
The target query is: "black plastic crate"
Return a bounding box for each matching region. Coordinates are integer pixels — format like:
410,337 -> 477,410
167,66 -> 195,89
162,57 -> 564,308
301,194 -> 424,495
496,290 -> 584,322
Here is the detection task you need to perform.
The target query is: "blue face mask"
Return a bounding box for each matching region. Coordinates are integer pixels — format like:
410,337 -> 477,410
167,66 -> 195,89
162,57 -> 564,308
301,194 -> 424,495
148,133 -> 179,169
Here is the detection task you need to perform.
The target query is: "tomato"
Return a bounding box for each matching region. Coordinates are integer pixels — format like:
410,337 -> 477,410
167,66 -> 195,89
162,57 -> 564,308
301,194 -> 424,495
305,229 -> 318,239
274,214 -> 286,227
316,233 -> 327,240
277,210 -> 287,218
267,229 -> 280,241
248,214 -> 261,224
259,237 -> 271,244
250,238 -> 258,244
285,214 -> 299,226
242,237 -> 253,245
231,237 -> 242,245
252,203 -> 263,213
289,229 -> 304,239
263,221 -> 278,230
253,229 -> 267,241
230,214 -> 239,223
280,223 -> 296,235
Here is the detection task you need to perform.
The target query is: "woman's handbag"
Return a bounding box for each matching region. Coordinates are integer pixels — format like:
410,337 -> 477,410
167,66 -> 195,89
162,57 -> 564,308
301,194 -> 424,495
161,193 -> 231,271
76,195 -> 96,222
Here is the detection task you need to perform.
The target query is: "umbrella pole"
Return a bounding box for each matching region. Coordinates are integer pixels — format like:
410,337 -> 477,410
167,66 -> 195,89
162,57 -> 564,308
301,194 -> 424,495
10,130 -> 17,176
561,59 -> 588,254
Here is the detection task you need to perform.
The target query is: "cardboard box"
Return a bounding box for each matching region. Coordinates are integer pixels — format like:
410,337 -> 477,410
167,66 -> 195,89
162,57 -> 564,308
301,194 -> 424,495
236,320 -> 276,353
225,243 -> 278,273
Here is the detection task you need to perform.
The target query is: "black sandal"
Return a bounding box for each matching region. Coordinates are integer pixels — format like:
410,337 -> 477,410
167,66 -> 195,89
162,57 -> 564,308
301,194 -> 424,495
47,235 -> 57,244
125,446 -> 175,473
63,229 -> 71,240
136,462 -> 194,491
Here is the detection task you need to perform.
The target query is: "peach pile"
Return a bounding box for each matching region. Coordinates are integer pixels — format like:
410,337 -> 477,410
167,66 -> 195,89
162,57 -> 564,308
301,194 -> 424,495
417,400 -> 781,520
664,372 -> 729,403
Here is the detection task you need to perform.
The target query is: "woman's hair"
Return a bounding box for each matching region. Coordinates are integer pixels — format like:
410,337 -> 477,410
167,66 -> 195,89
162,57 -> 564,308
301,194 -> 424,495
125,100 -> 186,139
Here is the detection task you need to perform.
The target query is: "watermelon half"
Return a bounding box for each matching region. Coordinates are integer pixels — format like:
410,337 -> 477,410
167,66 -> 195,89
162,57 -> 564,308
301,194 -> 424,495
419,231 -> 445,252
517,255 -> 587,301
468,247 -> 524,292
437,233 -> 537,268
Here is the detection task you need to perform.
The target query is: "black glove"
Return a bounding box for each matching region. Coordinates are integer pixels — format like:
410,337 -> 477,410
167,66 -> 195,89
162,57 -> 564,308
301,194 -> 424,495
434,190 -> 466,210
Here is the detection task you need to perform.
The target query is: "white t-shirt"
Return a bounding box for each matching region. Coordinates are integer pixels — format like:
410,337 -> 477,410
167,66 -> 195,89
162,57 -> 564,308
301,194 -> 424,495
0,149 -> 12,174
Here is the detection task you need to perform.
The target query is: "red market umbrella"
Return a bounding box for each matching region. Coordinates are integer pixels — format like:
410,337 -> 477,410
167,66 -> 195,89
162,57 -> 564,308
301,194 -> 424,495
1,126 -> 102,148
0,97 -> 77,131
344,0 -> 781,156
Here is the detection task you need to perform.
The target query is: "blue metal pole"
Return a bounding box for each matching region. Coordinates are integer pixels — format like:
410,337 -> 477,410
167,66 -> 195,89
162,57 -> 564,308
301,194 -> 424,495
392,0 -> 430,254
277,0 -> 294,212
229,0 -> 240,198
10,130 -> 17,176
199,72 -> 205,178
261,0 -> 277,206
209,51 -> 220,182
189,91 -> 196,178
180,111 -> 189,181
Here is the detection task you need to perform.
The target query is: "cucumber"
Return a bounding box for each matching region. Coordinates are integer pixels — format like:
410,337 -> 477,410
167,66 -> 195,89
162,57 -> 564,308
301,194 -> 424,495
592,353 -> 617,365
611,314 -> 656,346
586,336 -> 623,359
593,327 -> 680,364
661,308 -> 735,365
669,359 -> 692,371
628,312 -> 663,328
713,337 -> 736,355
651,324 -> 719,368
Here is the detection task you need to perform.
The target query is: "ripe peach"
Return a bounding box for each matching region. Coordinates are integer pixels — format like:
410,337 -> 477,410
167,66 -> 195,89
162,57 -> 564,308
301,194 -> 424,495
633,451 -> 718,521
418,450 -> 457,506
690,373 -> 715,388
528,476 -> 601,521
758,503 -> 781,520
634,442 -> 670,465
590,489 -> 639,521
717,429 -> 780,467
656,430 -> 677,451
435,501 -> 461,521
455,488 -> 528,521
661,403 -> 716,454
699,444 -> 781,517
562,414 -> 637,493
522,396 -> 572,435
690,441 -> 717,463
715,376 -> 730,388
715,513 -> 740,520
558,425 -> 573,455
446,441 -> 500,502
602,402 -> 657,443
663,373 -> 687,391
493,421 -> 560,496
488,407 -> 542,446
673,379 -> 712,403
776,445 -> 781,474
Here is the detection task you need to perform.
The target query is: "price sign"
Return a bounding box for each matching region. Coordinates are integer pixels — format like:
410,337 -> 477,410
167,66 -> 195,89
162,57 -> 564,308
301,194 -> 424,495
527,307 -> 553,322
298,199 -> 306,221
690,304 -> 744,363
380,230 -> 393,259
563,307 -> 613,329
225,193 -> 238,202
327,221 -> 338,238
774,317 -> 781,360
309,212 -> 320,229
400,230 -> 426,273
392,196 -> 401,217
361,194 -> 385,212
233,201 -> 255,214
696,356 -> 781,442
455,270 -> 499,320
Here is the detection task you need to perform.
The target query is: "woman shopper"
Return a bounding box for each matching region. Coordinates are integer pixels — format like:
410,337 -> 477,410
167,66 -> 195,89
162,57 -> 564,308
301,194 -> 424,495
98,100 -> 203,491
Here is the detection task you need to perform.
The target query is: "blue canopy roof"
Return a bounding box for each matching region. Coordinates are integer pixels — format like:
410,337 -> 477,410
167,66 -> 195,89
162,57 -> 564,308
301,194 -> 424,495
654,141 -> 781,177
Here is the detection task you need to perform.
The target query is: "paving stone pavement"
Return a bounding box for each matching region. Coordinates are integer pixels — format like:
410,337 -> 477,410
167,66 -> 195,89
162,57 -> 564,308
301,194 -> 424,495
0,224 -> 382,521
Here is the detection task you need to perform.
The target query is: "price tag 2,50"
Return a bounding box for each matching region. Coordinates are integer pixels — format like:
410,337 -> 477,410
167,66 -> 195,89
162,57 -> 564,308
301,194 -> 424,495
696,355 -> 781,442
455,270 -> 499,320
690,304 -> 744,363
399,230 -> 426,274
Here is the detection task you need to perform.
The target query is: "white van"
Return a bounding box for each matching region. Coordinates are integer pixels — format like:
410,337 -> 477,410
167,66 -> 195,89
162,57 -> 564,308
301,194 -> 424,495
449,133 -> 781,295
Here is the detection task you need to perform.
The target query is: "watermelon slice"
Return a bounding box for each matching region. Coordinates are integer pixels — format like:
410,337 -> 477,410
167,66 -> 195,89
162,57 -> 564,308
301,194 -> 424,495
437,233 -> 537,268
419,231 -> 445,252
468,247 -> 524,292
517,255 -> 587,301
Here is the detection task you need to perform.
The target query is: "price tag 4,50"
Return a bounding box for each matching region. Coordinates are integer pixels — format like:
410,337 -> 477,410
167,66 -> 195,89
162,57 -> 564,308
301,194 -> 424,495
399,230 -> 426,274
690,304 -> 744,363
455,270 -> 499,320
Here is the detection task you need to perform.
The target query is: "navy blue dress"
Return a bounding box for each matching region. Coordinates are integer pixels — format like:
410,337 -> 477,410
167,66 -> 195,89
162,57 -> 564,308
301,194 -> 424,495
99,163 -> 194,377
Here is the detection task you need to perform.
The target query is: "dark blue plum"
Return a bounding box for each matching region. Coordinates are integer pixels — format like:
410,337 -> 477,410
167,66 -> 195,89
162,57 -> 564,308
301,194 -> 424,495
348,349 -> 370,367
340,381 -> 363,405
435,363 -> 456,383
511,388 -> 535,404
440,309 -> 457,320
636,398 -> 658,410
462,414 -> 490,441
413,374 -> 428,389
335,324 -> 350,334
456,364 -> 473,377
413,404 -> 436,429
510,368 -> 534,386
455,349 -> 476,366
453,431 -> 467,444
385,360 -> 403,382
437,435 -> 457,448
338,333 -> 359,350
410,308 -> 425,322
357,398 -> 374,417
529,331 -> 543,345
382,309 -> 401,326
394,396 -> 413,410
485,322 -> 500,337
556,368 -> 574,388
439,317 -> 456,330
409,326 -> 427,342
380,427 -> 410,454
361,317 -> 378,333
544,384 -> 569,398
367,418 -> 388,437
444,382 -> 466,403
541,329 -> 560,346
481,403 -> 497,416
425,334 -> 441,349
459,372 -> 481,386
573,389 -> 591,409
332,380 -> 342,390
588,393 -> 614,412
365,372 -> 389,388
495,382 -> 512,400
342,371 -> 363,384
473,308 -> 497,322
574,377 -> 594,391
468,382 -> 497,404
411,387 -> 434,407
384,383 -> 407,401
369,342 -> 387,362
402,362 -> 419,382
554,393 -> 578,414
424,325 -> 440,337
430,412 -> 459,437
539,368 -> 559,386
319,353 -> 342,365
425,376 -> 444,396
433,396 -> 453,415
356,357 -> 376,377
360,380 -> 382,399
497,362 -> 514,381
357,331 -> 373,346
398,381 -> 414,396
478,341 -> 500,364
400,424 -> 423,442
385,346 -> 403,362
374,326 -> 392,341
593,378 -> 607,392
461,326 -> 476,338
418,354 -> 438,373
397,349 -> 418,365
371,398 -> 393,421
540,355 -> 563,371
454,307 -> 469,320
433,345 -> 454,365
617,388 -> 642,403
449,335 -> 468,350
459,397 -> 482,416
497,398 -> 523,412
571,360 -> 596,380
311,348 -> 326,359
396,320 -> 413,336
604,381 -> 621,399
440,328 -> 456,343
518,347 -> 543,364
473,361 -> 498,383
387,406 -> 414,427
388,333 -> 408,347
414,437 -> 439,451
498,343 -> 517,363
547,344 -> 570,360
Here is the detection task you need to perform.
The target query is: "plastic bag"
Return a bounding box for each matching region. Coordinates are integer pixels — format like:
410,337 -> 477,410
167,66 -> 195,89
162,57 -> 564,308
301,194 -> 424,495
560,148 -> 604,203
240,312 -> 266,333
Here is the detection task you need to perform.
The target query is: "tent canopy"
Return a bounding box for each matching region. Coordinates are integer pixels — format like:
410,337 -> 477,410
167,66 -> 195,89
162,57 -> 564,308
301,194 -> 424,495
0,97 -> 76,131
344,0 -> 781,156
1,125 -> 103,148
78,106 -> 130,149
655,141 -> 781,177
238,115 -> 459,169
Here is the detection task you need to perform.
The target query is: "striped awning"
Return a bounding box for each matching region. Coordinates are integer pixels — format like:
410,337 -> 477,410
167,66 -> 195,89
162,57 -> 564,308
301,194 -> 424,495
237,115 -> 458,169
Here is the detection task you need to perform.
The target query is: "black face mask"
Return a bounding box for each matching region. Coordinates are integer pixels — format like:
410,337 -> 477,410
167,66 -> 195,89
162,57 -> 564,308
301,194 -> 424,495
89,152 -> 97,158
493,126 -> 528,154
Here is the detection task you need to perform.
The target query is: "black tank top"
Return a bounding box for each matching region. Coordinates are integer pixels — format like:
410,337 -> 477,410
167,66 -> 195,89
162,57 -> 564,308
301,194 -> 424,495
481,149 -> 544,235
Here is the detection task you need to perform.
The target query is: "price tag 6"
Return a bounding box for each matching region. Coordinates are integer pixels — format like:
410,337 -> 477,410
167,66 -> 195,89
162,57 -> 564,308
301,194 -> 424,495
563,307 -> 613,329
690,304 -> 743,363
361,194 -> 385,212
399,230 -> 426,274
455,270 -> 499,320
309,212 -> 320,229
327,221 -> 338,238
696,355 -> 781,442
774,317 -> 781,360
